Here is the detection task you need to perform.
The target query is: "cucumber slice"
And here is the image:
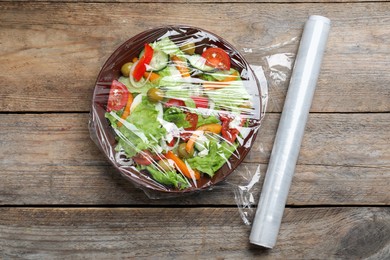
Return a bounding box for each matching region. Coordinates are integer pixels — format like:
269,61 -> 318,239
139,48 -> 168,71
207,68 -> 239,81
187,54 -> 215,72
152,37 -> 181,55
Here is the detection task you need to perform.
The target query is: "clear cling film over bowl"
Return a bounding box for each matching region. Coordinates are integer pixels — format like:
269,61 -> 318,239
89,26 -> 265,195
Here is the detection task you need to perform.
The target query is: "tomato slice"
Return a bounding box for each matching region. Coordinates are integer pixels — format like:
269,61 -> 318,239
191,96 -> 208,109
167,138 -> 176,147
180,113 -> 198,142
132,44 -> 154,81
184,112 -> 198,130
202,47 -> 231,70
220,114 -> 245,143
132,150 -> 162,165
107,80 -> 129,112
165,98 -> 186,108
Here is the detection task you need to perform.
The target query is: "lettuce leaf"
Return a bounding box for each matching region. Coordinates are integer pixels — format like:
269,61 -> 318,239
187,138 -> 238,177
146,166 -> 190,190
116,96 -> 166,157
205,80 -> 251,111
196,115 -> 219,127
163,107 -> 191,128
105,111 -> 120,129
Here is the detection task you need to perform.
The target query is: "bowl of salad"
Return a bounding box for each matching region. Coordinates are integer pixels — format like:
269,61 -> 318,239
90,26 -> 263,193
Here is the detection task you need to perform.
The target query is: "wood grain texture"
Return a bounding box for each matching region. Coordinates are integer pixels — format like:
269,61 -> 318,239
0,2 -> 389,112
1,207 -> 389,259
1,1 -> 389,258
1,113 -> 389,205
2,162 -> 389,206
2,113 -> 388,167
1,0 -> 388,3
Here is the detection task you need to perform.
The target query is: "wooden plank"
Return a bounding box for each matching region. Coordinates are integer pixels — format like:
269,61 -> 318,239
0,0 -> 383,2
1,163 -> 389,206
1,0 -> 387,3
1,113 -> 389,205
0,2 -> 389,112
1,113 -> 389,167
1,207 -> 389,259
250,112 -> 390,166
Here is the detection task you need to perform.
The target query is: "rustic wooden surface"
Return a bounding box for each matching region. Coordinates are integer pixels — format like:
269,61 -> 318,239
1,0 -> 389,259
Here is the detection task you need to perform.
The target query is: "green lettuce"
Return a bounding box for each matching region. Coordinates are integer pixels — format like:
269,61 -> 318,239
206,80 -> 251,111
187,138 -> 238,177
196,115 -> 219,127
146,166 -> 189,190
163,107 -> 191,128
115,97 -> 166,157
105,111 -> 120,129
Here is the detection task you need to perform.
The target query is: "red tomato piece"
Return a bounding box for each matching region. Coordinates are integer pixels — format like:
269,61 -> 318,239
132,44 -> 154,81
107,80 -> 129,112
220,114 -> 245,143
221,119 -> 233,143
179,113 -> 198,142
167,138 -> 176,147
165,98 -> 186,108
202,47 -> 231,70
191,96 -> 209,109
180,132 -> 192,142
132,150 -> 162,165
184,112 -> 198,130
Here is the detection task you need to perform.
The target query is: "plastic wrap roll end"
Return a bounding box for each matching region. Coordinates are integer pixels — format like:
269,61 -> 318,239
309,15 -> 330,24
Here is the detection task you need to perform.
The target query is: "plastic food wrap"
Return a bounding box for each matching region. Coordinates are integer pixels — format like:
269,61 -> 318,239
89,26 -> 265,195
250,15 -> 331,248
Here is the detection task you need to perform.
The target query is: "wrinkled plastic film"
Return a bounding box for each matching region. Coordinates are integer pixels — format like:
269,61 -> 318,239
249,16 -> 331,248
89,26 -> 265,196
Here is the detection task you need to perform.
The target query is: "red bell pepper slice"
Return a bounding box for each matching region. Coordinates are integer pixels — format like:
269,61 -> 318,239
132,44 -> 154,81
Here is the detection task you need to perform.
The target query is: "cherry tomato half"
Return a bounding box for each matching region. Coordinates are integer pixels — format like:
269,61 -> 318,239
202,47 -> 231,70
107,80 -> 129,112
132,150 -> 163,165
220,114 -> 245,143
185,112 -> 198,130
165,98 -> 186,108
191,96 -> 209,109
180,113 -> 198,142
167,138 -> 177,147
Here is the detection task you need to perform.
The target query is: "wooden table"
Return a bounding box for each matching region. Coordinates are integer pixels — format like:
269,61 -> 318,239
1,1 -> 389,258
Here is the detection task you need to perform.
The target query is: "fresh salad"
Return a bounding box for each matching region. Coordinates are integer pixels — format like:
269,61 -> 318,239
105,36 -> 254,190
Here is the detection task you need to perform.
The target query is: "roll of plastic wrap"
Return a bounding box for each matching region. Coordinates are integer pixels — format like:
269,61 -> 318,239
249,15 -> 331,248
